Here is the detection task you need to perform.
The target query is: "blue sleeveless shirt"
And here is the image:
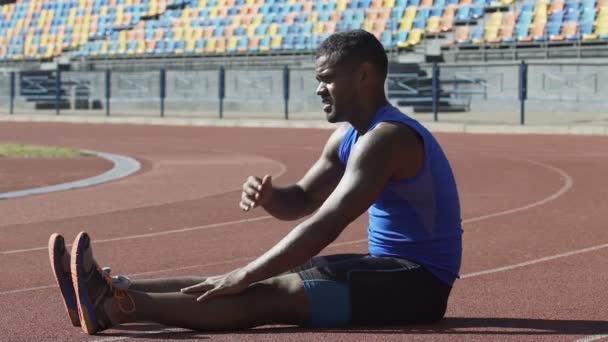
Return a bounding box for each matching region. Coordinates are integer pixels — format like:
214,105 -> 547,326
338,104 -> 463,286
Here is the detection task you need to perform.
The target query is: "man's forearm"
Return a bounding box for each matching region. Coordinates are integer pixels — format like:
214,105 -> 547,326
262,185 -> 317,221
241,213 -> 344,284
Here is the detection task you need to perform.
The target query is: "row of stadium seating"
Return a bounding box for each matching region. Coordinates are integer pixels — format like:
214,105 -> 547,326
452,0 -> 608,45
0,0 -> 606,60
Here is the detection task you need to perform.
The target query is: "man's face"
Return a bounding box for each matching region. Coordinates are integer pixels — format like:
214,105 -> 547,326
314,55 -> 358,123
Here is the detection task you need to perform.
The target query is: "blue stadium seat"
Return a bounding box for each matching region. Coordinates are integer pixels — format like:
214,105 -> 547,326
455,6 -> 471,22
547,21 -> 562,37
260,35 -> 271,51
471,25 -> 483,43
580,21 -> 593,35
432,0 -> 446,16
380,31 -> 393,47
164,40 -> 176,54
235,26 -> 246,35
215,26 -> 225,37
282,35 -> 294,50
127,40 -> 138,54
392,7 -> 406,20
472,0 -> 485,19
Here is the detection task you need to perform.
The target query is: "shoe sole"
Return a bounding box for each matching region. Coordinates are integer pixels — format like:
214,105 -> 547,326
71,231 -> 100,335
48,233 -> 80,327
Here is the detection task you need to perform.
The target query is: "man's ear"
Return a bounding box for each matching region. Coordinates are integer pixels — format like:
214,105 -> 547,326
358,62 -> 376,85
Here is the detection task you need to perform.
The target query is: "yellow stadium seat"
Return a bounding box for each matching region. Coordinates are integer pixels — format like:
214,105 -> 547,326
227,36 -> 239,51
174,27 -> 184,40
231,15 -> 242,27
407,29 -> 424,46
205,37 -> 217,53
185,39 -> 196,52
271,35 -> 283,49
400,18 -> 414,30
182,27 -> 193,40
194,27 -> 204,39
136,40 -> 145,54
246,24 -> 257,36
404,6 -> 417,20
314,22 -> 325,34
268,23 -> 280,35
426,16 -> 440,34
198,0 -> 208,8
484,25 -> 499,42
490,12 -> 503,26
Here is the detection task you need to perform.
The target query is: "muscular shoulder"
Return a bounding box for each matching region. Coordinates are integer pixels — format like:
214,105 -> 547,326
353,121 -> 424,180
322,123 -> 351,162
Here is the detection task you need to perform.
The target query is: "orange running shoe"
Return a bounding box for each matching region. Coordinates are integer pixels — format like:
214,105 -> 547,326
48,233 -> 80,327
71,232 -> 135,335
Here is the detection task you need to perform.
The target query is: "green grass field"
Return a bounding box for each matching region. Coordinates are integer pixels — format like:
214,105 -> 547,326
0,143 -> 93,158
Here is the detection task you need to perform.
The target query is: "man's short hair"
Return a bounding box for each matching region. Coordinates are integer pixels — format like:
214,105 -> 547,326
316,30 -> 388,80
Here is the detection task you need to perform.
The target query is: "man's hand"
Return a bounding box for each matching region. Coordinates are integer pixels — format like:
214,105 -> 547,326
180,269 -> 249,303
240,174 -> 273,211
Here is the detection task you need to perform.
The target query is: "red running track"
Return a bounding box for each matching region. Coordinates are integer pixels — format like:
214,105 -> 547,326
0,157 -> 112,193
0,122 -> 607,342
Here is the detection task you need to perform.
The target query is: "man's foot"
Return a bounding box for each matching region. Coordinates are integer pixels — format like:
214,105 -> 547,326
48,233 -> 80,327
71,232 -> 135,335
48,233 -> 132,328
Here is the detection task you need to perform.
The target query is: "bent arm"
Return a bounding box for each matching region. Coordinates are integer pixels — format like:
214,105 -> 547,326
240,123 -> 424,283
261,124 -> 348,221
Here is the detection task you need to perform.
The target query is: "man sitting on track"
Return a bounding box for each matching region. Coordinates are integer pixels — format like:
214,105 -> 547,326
48,30 -> 463,335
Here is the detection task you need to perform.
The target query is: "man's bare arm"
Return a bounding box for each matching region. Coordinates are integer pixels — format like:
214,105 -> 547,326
243,124 -> 349,221
239,123 -> 425,283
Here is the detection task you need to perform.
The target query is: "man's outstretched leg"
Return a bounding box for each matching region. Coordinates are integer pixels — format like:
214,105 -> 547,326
113,274 -> 308,331
70,232 -> 310,334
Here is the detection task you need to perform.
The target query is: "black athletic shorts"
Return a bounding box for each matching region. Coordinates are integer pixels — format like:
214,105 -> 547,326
290,253 -> 452,327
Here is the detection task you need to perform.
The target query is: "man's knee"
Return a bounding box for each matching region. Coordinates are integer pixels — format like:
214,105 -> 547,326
246,273 -> 310,325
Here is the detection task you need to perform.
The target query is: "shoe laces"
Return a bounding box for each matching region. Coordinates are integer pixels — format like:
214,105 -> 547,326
98,265 -> 136,314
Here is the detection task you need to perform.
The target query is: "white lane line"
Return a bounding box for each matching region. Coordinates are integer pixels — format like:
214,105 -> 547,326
461,242 -> 608,279
1,216 -> 272,255
464,157 -> 573,224
573,335 -> 608,342
0,285 -> 57,295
